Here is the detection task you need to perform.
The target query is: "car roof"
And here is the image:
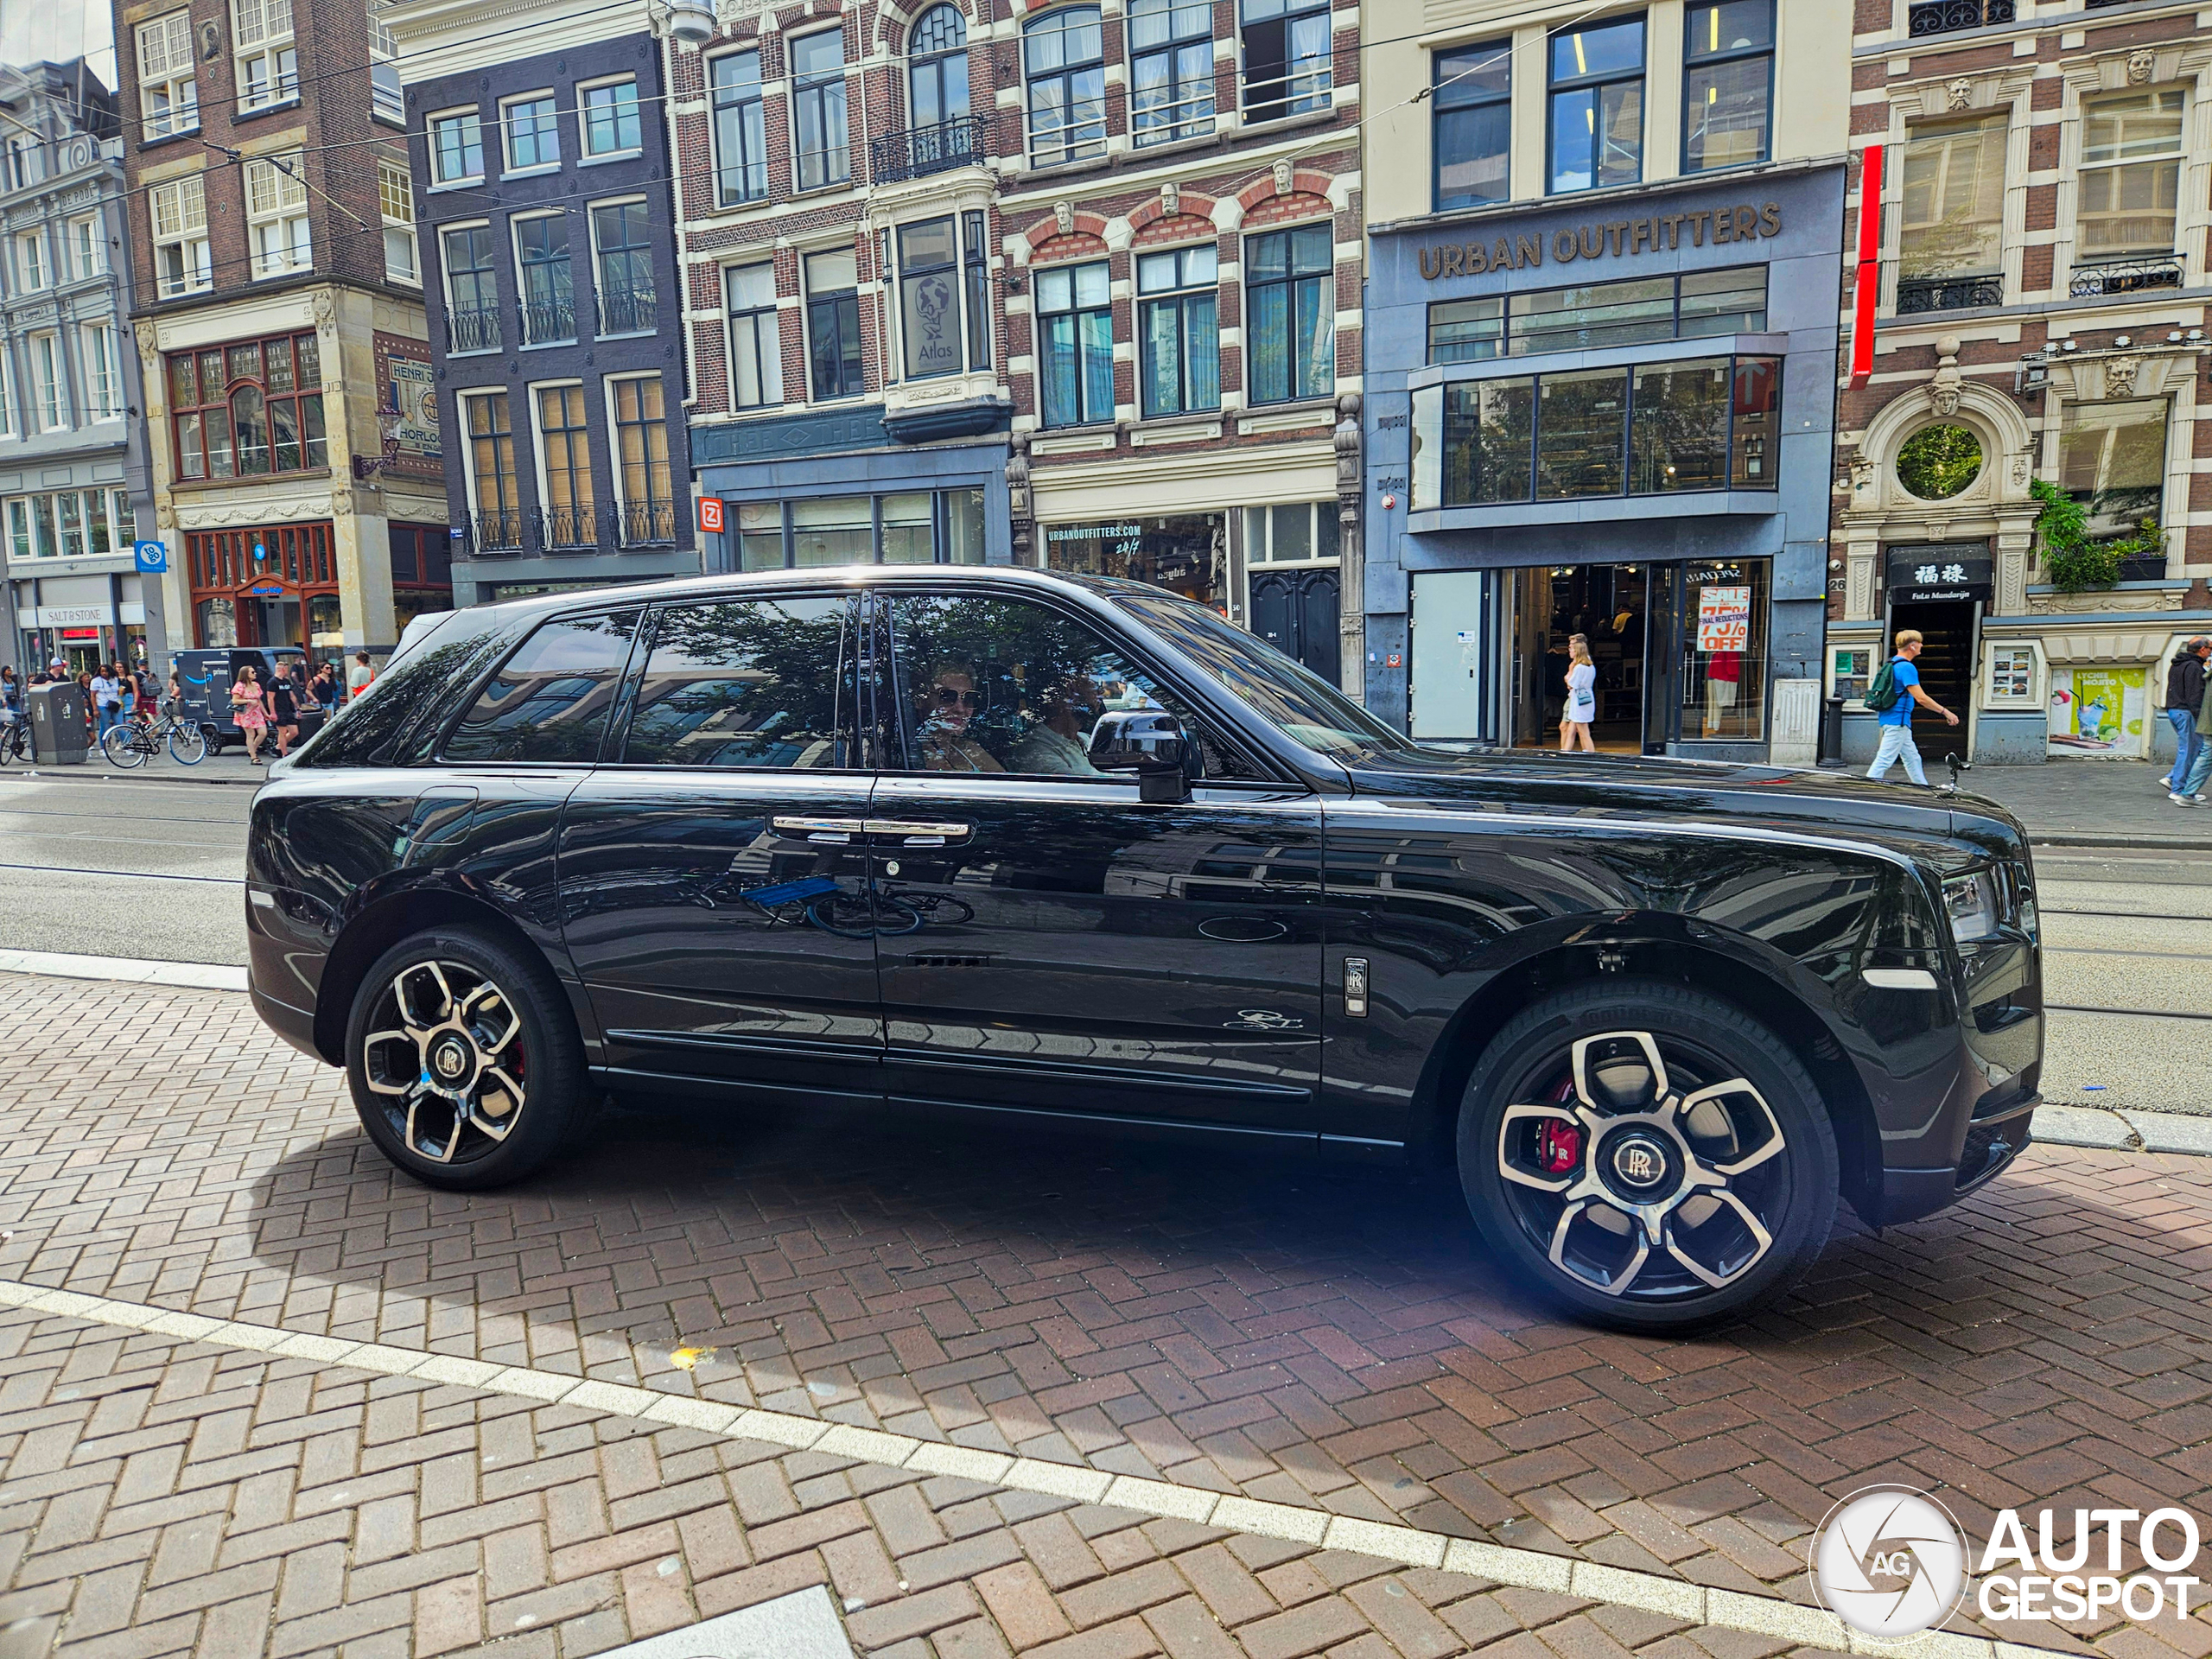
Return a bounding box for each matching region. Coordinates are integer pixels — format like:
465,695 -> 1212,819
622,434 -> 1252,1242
471,563 -> 1148,628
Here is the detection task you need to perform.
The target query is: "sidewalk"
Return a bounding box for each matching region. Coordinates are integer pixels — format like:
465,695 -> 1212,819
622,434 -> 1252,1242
1825,755 -> 2212,849
3,741 -> 268,785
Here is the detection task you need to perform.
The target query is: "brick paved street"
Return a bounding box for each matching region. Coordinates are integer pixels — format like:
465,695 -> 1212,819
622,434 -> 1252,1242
3,971 -> 2210,1657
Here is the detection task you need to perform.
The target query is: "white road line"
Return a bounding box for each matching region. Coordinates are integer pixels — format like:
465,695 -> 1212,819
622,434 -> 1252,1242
0,950 -> 246,991
0,1276 -> 2056,1659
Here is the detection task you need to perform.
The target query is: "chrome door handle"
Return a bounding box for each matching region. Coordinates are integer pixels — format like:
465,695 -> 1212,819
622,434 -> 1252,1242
771,816 -> 866,844
861,819 -> 972,846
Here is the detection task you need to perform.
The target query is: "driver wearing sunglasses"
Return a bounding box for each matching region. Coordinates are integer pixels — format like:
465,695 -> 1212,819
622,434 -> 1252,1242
914,663 -> 1005,772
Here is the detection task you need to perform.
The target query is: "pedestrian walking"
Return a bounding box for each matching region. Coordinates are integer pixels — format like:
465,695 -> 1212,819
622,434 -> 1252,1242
2165,638 -> 2210,801
231,664 -> 269,764
1865,628 -> 1960,785
346,650 -> 374,698
0,666 -> 17,726
1560,633 -> 1597,753
308,658 -> 340,710
267,661 -> 303,757
2173,669 -> 2212,804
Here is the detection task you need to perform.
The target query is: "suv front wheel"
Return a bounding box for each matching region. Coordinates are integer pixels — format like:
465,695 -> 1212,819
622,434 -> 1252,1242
1458,982 -> 1839,1333
344,926 -> 587,1190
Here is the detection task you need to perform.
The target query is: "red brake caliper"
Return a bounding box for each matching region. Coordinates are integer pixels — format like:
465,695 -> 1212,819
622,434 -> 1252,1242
1536,1120 -> 1582,1176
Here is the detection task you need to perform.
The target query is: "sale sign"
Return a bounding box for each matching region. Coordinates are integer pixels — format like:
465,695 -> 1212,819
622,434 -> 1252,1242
1696,584 -> 1751,652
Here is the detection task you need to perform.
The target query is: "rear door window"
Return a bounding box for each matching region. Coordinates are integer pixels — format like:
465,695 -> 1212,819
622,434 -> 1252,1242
618,594 -> 859,768
443,608 -> 642,763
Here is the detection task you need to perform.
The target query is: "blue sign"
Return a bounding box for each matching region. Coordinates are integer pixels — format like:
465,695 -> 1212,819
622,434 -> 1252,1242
248,583 -> 283,597
252,542 -> 267,561
133,539 -> 168,574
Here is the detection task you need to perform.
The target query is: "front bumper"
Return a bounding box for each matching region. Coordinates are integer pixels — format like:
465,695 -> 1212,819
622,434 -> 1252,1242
1875,1087 -> 2037,1226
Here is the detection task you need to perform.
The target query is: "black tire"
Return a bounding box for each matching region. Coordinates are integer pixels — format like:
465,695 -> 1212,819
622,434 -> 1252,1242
101,724 -> 148,768
344,926 -> 588,1191
168,723 -> 207,765
1457,980 -> 1838,1335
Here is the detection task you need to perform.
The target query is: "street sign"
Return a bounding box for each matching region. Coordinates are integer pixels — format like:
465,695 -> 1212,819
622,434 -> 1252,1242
698,497 -> 725,534
132,540 -> 168,574
249,582 -> 283,597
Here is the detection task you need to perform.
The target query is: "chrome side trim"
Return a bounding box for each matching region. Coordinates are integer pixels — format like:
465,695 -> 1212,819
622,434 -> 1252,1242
1863,968 -> 1940,990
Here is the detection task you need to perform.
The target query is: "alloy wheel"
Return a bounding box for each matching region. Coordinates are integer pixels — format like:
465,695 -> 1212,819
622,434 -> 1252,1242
1493,1029 -> 1791,1302
359,959 -> 529,1165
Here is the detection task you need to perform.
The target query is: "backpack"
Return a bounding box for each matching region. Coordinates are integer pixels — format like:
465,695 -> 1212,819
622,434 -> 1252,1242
1862,661 -> 1900,713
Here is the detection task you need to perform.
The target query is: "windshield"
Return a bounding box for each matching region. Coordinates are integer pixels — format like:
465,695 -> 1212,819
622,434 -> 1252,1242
1111,589 -> 1416,759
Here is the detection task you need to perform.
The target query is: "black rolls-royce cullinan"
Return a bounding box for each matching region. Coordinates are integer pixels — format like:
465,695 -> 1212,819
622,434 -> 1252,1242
245,568 -> 2042,1332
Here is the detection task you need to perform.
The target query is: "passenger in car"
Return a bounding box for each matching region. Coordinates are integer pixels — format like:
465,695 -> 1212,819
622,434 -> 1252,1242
914,661 -> 1005,772
1008,670 -> 1104,776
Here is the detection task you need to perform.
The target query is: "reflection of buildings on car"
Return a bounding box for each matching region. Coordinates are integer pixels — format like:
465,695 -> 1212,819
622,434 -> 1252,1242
1359,2 -> 1849,761
118,0 -> 449,654
0,60 -> 160,675
1829,2 -> 2212,766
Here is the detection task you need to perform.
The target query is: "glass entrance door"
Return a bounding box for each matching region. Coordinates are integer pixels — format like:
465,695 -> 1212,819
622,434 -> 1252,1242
1507,564 -> 1649,751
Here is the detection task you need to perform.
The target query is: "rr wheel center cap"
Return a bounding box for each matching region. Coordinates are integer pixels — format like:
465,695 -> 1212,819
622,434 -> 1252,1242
1601,1129 -> 1678,1199
429,1035 -> 475,1088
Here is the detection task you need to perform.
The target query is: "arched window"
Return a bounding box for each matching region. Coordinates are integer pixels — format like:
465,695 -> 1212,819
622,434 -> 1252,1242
1024,7 -> 1106,167
906,4 -> 972,173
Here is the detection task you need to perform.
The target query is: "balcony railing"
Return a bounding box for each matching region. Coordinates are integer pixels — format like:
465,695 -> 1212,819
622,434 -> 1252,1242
447,302 -> 501,354
469,508 -> 524,554
613,500 -> 677,547
869,115 -> 992,183
2070,256 -> 2183,298
596,281 -> 658,337
537,505 -> 597,550
1896,273 -> 2003,315
1907,0 -> 2013,35
520,293 -> 576,346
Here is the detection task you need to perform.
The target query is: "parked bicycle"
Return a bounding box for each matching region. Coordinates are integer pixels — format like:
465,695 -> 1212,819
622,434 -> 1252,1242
100,699 -> 208,768
0,717 -> 24,766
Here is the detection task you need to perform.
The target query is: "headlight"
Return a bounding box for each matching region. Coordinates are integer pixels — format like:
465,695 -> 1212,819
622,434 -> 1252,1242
1942,868 -> 2002,944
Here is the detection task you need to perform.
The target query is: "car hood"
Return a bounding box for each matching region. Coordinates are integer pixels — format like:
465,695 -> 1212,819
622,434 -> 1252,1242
1338,746 -> 2029,863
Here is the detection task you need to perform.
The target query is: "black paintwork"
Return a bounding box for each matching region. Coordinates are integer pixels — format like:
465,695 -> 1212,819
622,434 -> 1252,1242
244,568 -> 2041,1229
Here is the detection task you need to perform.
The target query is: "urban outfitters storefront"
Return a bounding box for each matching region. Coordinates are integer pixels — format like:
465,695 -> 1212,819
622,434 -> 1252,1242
1361,163 -> 1845,760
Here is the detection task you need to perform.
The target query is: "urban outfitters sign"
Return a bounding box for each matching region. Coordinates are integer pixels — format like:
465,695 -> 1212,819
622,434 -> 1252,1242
1418,200 -> 1783,280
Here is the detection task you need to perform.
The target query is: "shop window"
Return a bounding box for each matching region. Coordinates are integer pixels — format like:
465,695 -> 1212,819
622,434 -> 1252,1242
535,385 -> 595,548
502,92 -> 559,172
1428,296 -> 1503,364
898,217 -> 966,379
1244,501 -> 1340,563
804,249 -> 865,400
2079,90 -> 2183,264
1681,0 -> 1771,174
1037,261 -> 1113,427
611,376 -> 674,545
738,501 -> 785,570
1728,357 -> 1779,487
1536,368 -> 1628,499
1024,7 -> 1106,167
709,51 -> 768,204
788,34 -> 849,189
1246,225 -> 1333,405
1137,244 -> 1219,416
1897,115 -> 2005,303
168,333 -> 326,481
1424,270 -> 1767,365
792,496 -> 873,565
734,491 -> 990,567
1515,276 -> 1672,355
1548,15 -> 1643,194
444,609 -> 643,765
1042,513 -> 1226,609
883,492 -> 936,563
136,10 -> 198,139
1241,0 -> 1331,124
149,176 -> 211,297
726,263 -> 784,409
461,390 -> 521,550
197,598 -> 238,647
431,110 -> 485,185
233,0 -> 297,111
1130,0 -> 1214,146
1434,40 -> 1510,212
515,214 -> 575,345
1677,267 -> 1768,335
2060,397 -> 2167,537
624,596 -> 855,769
1681,559 -> 1768,741
1629,359 -> 1728,493
946,488 -> 986,563
581,77 -> 643,157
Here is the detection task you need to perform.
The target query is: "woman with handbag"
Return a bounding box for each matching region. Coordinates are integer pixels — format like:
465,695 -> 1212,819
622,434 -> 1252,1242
231,664 -> 270,765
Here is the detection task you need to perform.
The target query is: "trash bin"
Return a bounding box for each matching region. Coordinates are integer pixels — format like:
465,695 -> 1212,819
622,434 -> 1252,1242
1820,696 -> 1845,766
27,682 -> 88,764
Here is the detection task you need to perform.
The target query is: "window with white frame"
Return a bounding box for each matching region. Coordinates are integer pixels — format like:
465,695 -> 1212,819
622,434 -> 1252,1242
5,487 -> 133,561
581,77 -> 643,157
1023,8 -> 1105,167
610,375 -> 674,543
369,0 -> 404,123
2079,88 -> 2184,265
245,152 -> 312,277
534,383 -> 596,547
726,263 -> 784,410
431,110 -> 486,184
504,92 -> 560,171
29,334 -> 65,431
233,0 -> 299,111
136,11 -> 198,139
67,215 -> 104,280
0,352 -> 16,438
81,323 -> 121,420
710,51 -> 768,205
378,158 -> 418,283
461,390 -> 522,549
1137,243 -> 1218,416
150,175 -> 211,296
14,230 -> 48,292
789,35 -> 849,189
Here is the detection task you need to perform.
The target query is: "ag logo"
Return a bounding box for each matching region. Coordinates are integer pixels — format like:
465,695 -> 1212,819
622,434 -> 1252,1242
1223,1009 -> 1304,1031
1809,1485 -> 1967,1639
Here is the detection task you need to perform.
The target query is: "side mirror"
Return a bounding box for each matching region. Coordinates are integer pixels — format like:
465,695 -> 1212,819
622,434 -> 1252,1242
1090,708 -> 1193,804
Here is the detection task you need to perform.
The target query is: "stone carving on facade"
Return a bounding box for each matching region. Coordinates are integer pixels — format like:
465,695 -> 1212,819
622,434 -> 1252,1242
1004,429 -> 1033,563
1945,77 -> 1973,111
1160,182 -> 1179,219
1850,454 -> 1876,498
1272,159 -> 1293,196
1927,334 -> 1963,416
2010,451 -> 2031,490
2103,353 -> 2140,398
313,290 -> 336,329
1333,393 -> 1361,505
2127,49 -> 2155,85
1052,200 -> 1072,238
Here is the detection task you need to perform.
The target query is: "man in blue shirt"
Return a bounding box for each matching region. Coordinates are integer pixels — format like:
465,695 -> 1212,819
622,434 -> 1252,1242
1866,629 -> 1959,785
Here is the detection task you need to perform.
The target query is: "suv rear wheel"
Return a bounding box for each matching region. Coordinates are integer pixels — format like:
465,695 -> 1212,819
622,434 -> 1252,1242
1457,981 -> 1838,1333
345,926 -> 586,1190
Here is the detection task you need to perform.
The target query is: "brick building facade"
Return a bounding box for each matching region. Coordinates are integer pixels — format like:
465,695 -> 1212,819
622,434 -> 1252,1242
115,0 -> 448,658
1833,0 -> 2212,766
